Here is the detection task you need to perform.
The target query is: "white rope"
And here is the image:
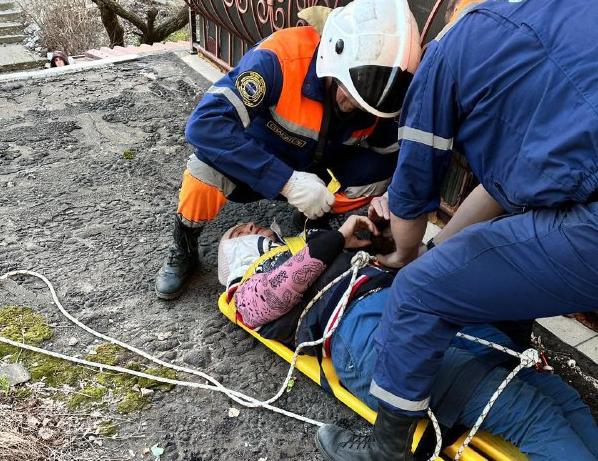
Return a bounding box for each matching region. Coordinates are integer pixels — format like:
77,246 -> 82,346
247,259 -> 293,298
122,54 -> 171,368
455,332 -> 525,360
288,252 -> 443,461
0,270 -> 324,427
451,336 -> 540,460
0,266 -> 542,461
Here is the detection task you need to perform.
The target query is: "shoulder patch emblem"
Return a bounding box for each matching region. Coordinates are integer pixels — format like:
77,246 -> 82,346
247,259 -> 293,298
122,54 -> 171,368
236,71 -> 266,107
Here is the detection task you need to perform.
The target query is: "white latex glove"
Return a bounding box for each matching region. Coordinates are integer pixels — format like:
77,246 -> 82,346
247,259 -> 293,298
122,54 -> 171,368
281,171 -> 335,219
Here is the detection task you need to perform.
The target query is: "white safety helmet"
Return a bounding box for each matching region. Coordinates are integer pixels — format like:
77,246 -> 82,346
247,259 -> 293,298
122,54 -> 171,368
317,0 -> 421,118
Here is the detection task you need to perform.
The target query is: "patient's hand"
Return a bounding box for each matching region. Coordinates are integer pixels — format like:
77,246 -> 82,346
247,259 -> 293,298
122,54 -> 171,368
338,215 -> 379,249
368,192 -> 390,222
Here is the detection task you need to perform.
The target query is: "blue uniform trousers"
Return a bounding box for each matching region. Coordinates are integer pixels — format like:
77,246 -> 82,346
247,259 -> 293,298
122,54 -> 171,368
371,202 -> 598,417
333,291 -> 598,461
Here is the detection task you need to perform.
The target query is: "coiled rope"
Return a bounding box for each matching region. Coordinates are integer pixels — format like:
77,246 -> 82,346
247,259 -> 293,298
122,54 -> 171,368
0,259 -> 540,461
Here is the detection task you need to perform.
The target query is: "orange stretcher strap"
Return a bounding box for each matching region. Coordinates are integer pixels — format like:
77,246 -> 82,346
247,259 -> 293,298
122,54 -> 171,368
332,193 -> 375,214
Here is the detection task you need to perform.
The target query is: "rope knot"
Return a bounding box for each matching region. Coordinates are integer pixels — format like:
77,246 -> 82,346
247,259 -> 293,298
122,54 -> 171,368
350,251 -> 372,269
520,348 -> 540,368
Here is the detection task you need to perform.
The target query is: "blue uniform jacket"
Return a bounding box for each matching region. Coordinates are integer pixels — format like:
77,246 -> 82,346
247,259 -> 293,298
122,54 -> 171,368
185,41 -> 399,199
388,0 -> 598,218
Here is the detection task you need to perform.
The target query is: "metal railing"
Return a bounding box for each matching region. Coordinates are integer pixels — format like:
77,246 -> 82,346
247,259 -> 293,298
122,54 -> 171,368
186,0 -> 445,70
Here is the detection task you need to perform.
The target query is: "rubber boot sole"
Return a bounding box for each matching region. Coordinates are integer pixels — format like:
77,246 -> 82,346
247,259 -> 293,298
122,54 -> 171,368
155,285 -> 187,300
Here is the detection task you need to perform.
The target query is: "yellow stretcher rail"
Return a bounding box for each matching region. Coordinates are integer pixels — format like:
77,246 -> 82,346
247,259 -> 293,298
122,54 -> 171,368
218,293 -> 528,461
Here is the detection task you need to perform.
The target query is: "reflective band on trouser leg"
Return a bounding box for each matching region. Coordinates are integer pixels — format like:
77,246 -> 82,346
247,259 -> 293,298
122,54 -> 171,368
370,379 -> 430,412
331,193 -> 373,214
177,170 -> 227,228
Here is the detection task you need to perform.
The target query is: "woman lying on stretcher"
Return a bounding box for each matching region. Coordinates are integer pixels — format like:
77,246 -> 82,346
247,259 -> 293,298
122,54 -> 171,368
217,214 -> 598,461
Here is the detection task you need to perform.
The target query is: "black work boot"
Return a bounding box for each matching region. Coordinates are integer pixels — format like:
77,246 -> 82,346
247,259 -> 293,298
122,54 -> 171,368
316,405 -> 418,461
155,216 -> 202,300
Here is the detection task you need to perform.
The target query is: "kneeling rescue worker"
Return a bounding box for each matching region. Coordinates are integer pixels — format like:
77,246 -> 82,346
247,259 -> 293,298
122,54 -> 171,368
155,0 -> 421,299
316,0 -> 598,459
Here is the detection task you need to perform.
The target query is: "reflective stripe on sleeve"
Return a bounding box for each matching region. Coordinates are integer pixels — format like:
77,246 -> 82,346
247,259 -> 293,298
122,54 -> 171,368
370,379 -> 431,412
207,86 -> 251,128
398,126 -> 453,151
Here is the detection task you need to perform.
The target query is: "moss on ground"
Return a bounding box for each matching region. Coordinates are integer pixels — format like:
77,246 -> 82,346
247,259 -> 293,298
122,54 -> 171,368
117,391 -> 148,414
0,375 -> 9,395
85,343 -> 124,366
122,148 -> 136,160
0,305 -> 53,357
29,355 -> 93,387
0,306 -> 177,413
137,367 -> 177,391
68,385 -> 107,409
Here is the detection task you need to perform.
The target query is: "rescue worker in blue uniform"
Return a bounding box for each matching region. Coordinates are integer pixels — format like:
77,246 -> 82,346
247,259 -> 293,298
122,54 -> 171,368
154,0 -> 422,300
316,0 -> 598,459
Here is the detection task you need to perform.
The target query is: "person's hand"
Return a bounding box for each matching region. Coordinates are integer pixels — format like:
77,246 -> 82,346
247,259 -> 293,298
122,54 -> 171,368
368,192 -> 390,222
376,247 -> 419,269
281,171 -> 335,220
338,215 -> 380,249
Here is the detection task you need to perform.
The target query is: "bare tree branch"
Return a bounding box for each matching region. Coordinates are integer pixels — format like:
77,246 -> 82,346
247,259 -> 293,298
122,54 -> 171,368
145,7 -> 159,42
90,0 -> 147,32
154,6 -> 189,40
96,3 -> 125,47
90,1 -> 189,45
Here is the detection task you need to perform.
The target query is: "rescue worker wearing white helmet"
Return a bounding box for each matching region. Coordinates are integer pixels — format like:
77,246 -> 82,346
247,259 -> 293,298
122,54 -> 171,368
154,0 -> 422,300
317,0 -> 420,118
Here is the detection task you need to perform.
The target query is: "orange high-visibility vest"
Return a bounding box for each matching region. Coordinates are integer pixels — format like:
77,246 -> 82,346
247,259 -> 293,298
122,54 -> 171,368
258,26 -> 377,143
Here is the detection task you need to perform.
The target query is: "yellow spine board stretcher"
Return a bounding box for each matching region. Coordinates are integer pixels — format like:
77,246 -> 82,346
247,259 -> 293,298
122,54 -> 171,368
218,238 -> 527,461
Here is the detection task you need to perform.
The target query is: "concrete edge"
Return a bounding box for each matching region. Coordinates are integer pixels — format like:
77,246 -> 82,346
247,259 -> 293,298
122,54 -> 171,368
175,51 -> 223,83
537,316 -> 597,365
0,54 -> 141,83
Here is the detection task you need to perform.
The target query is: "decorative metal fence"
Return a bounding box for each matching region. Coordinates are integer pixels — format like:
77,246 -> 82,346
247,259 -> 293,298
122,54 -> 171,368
185,0 -> 447,70
184,0 -> 476,219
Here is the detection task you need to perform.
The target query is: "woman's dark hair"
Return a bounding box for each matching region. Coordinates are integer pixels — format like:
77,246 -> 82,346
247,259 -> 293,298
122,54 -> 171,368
50,51 -> 69,67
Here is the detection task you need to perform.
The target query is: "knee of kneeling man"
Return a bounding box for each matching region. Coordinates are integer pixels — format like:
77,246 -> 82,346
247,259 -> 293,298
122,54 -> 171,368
391,268 -> 422,306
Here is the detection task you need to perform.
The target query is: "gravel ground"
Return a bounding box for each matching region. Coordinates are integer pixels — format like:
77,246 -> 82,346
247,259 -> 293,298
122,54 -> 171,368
0,53 -> 595,460
0,54 -> 360,461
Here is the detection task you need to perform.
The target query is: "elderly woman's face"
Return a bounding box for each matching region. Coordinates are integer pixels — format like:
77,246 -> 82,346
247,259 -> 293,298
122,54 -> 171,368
229,222 -> 275,239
